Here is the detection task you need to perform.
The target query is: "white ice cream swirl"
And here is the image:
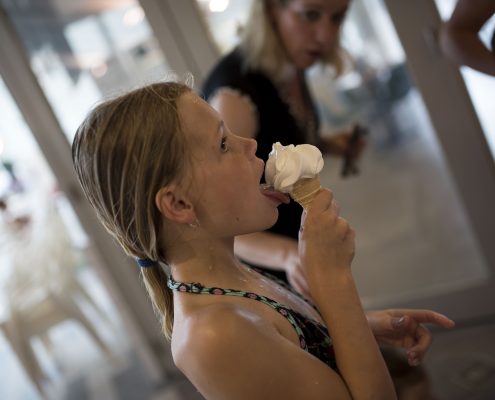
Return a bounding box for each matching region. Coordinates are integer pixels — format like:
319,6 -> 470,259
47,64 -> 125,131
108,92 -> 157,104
265,142 -> 324,193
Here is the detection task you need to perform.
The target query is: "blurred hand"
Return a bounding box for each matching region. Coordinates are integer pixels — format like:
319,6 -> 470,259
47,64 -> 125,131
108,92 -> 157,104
285,249 -> 312,300
320,125 -> 367,160
366,309 -> 455,366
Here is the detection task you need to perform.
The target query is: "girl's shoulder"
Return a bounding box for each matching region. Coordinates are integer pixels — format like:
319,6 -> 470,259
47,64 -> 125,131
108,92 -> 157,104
171,301 -> 276,366
170,300 -> 344,400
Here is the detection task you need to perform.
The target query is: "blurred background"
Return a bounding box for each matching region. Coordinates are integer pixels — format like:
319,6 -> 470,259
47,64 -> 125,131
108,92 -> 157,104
0,0 -> 494,398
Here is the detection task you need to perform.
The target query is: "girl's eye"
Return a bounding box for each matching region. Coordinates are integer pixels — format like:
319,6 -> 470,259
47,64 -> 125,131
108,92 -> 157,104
220,136 -> 229,153
332,12 -> 346,25
302,9 -> 321,22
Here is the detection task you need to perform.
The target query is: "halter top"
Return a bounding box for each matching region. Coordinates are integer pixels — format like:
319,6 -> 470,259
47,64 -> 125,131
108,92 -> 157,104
167,269 -> 337,370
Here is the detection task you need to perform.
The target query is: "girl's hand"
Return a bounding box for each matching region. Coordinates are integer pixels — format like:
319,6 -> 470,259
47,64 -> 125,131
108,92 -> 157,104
285,248 -> 312,300
366,309 -> 455,366
298,189 -> 355,288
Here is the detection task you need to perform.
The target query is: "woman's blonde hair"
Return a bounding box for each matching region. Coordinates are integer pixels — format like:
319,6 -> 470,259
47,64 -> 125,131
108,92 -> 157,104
239,0 -> 345,80
72,81 -> 191,340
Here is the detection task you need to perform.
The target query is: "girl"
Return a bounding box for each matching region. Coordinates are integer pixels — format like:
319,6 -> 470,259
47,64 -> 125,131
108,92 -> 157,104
72,81 -> 454,399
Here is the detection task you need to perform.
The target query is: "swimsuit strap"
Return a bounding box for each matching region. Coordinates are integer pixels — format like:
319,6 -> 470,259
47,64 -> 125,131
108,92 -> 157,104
167,278 -> 309,351
250,267 -> 322,315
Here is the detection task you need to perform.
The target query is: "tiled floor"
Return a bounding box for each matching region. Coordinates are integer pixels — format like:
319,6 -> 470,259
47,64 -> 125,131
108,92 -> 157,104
1,88 -> 494,399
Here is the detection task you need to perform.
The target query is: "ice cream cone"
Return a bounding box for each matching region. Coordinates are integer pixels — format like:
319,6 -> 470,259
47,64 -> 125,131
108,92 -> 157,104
290,175 -> 321,209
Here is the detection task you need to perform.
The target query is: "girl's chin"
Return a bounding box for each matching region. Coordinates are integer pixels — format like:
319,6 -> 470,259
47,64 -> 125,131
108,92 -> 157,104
296,55 -> 318,69
235,209 -> 278,236
265,209 -> 279,229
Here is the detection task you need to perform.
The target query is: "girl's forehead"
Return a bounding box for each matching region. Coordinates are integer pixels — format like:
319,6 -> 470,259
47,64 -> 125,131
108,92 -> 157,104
179,91 -> 210,114
178,92 -> 219,141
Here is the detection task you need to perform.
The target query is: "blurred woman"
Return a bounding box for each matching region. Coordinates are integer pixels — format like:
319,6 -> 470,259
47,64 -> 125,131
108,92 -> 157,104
202,0 -> 364,295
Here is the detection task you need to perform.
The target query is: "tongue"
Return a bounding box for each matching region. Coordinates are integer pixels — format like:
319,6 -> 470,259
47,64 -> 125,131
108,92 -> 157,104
261,186 -> 290,204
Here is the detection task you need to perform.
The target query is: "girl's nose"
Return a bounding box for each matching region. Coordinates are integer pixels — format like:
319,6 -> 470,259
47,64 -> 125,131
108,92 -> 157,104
315,19 -> 338,46
241,137 -> 257,159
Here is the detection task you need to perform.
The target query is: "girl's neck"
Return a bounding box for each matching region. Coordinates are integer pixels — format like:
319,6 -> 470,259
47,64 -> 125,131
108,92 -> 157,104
168,237 -> 248,287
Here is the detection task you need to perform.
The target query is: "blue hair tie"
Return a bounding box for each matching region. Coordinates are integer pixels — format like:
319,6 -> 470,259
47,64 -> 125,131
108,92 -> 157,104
136,258 -> 156,268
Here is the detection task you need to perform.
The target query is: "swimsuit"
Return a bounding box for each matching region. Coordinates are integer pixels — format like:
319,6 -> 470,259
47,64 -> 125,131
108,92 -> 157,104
167,269 -> 337,370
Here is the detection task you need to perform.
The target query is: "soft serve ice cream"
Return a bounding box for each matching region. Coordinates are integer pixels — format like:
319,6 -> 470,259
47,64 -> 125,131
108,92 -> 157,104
265,142 -> 324,209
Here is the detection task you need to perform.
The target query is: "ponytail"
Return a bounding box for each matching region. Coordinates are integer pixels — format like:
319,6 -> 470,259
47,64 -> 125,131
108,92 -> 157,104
141,264 -> 174,340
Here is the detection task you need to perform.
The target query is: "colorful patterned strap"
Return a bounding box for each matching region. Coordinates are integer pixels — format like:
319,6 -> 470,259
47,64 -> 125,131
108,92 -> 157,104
167,278 -> 309,351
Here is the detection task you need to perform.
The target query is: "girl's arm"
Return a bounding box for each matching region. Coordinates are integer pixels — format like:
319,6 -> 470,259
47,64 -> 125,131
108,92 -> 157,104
299,189 -> 396,399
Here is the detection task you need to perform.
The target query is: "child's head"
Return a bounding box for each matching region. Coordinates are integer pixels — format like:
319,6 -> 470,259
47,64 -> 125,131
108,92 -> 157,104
73,81 -> 278,260
72,81 -> 191,264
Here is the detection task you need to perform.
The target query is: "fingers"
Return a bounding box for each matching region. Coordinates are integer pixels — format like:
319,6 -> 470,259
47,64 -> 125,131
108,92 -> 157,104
407,324 -> 432,366
300,190 -> 332,230
307,188 -> 334,215
426,311 -> 456,328
304,189 -> 347,236
380,309 -> 455,367
298,187 -> 355,275
400,316 -> 433,366
306,189 -> 344,226
391,315 -> 408,331
388,309 -> 455,329
410,310 -> 454,327
289,271 -> 310,299
388,314 -> 429,366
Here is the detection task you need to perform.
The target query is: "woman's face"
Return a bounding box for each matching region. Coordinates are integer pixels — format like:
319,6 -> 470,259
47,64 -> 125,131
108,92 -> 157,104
177,92 -> 286,238
271,0 -> 350,70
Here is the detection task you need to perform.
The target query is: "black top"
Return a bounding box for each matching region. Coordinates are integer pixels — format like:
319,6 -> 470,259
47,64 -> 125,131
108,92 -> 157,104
202,48 -> 321,280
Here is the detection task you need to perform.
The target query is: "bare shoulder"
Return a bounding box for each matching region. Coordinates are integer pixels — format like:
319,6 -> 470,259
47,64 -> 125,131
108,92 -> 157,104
171,303 -> 350,400
172,302 -> 273,367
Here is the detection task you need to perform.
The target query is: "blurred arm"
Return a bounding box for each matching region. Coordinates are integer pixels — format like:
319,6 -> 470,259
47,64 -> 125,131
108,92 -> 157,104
439,0 -> 495,76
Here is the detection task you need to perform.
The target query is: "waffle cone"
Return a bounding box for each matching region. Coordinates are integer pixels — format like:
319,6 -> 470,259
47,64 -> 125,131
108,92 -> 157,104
290,176 -> 321,209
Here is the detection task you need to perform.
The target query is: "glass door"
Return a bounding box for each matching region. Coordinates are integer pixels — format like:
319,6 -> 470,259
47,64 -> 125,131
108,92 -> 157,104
381,0 -> 495,316
0,75 -> 158,399
0,0 -> 179,398
0,0 -> 171,141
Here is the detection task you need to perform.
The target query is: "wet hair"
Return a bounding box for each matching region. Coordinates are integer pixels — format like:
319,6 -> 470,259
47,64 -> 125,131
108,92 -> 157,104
239,0 -> 346,81
72,81 -> 192,340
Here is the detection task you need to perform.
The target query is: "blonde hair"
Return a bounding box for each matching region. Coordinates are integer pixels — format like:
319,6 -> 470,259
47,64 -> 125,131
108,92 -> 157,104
72,81 -> 192,340
239,0 -> 345,81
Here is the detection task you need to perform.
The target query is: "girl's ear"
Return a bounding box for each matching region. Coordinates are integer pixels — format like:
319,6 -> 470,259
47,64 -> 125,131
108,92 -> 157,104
155,185 -> 196,224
